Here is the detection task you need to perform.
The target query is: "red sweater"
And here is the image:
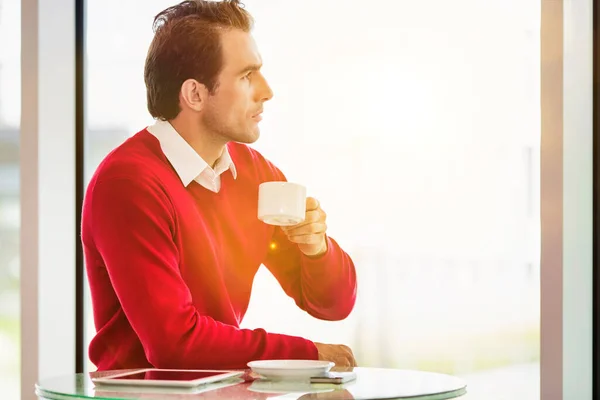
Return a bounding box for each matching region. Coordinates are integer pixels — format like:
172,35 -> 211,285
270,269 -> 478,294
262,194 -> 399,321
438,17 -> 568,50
82,129 -> 357,371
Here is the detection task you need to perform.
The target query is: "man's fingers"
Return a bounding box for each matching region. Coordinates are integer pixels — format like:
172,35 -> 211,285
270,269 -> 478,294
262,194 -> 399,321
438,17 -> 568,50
342,351 -> 355,367
348,357 -> 356,367
336,355 -> 355,368
287,234 -> 324,245
284,223 -> 327,236
315,343 -> 357,368
340,346 -> 357,367
280,210 -> 324,232
332,355 -> 349,367
306,197 -> 320,211
302,210 -> 323,224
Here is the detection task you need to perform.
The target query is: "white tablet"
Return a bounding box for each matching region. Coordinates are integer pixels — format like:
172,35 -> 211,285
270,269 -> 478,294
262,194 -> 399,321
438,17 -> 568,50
91,368 -> 244,388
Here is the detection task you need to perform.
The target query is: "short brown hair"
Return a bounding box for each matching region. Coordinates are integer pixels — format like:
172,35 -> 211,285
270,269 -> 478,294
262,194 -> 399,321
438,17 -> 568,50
144,0 -> 254,120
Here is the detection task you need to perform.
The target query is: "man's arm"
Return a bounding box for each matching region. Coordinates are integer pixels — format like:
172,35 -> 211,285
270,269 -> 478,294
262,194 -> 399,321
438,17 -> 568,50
88,176 -> 318,369
263,224 -> 357,321
257,160 -> 357,321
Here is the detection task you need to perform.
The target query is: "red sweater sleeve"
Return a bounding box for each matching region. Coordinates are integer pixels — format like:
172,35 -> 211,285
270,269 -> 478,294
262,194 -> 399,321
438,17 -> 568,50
264,228 -> 357,321
89,176 -> 318,369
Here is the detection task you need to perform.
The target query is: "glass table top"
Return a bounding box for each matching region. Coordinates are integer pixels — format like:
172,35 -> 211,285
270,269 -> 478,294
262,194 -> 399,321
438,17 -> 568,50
36,367 -> 467,400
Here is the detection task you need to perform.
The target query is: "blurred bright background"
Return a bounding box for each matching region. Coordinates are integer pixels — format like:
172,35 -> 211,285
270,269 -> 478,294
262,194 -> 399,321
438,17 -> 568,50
0,0 -> 541,399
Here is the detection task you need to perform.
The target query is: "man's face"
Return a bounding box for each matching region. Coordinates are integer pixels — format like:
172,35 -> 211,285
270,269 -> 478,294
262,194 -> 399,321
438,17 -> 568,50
200,29 -> 273,144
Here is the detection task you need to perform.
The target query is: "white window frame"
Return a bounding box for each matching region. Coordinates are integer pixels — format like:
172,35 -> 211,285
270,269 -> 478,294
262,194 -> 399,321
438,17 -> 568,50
561,0 -> 594,397
540,0 -> 593,399
20,0 -> 76,399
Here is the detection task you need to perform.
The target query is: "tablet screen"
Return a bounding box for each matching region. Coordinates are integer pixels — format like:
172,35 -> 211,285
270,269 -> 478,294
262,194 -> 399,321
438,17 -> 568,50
110,370 -> 228,382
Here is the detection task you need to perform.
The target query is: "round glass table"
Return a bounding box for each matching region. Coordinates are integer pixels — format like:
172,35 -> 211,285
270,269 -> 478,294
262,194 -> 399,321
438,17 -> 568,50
36,367 -> 467,400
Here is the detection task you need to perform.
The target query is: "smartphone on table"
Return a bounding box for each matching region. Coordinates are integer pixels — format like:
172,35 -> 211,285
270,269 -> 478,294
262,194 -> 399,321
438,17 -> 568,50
310,371 -> 357,384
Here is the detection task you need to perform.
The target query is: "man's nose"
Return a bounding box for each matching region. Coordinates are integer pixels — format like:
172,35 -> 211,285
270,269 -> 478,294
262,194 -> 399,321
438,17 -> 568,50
259,73 -> 274,102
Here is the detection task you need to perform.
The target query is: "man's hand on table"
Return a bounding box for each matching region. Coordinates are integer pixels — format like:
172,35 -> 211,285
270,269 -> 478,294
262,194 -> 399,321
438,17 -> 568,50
314,342 -> 357,367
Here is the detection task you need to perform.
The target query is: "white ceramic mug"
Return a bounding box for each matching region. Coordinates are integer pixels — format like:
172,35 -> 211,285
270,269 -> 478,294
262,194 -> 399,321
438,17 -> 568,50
258,181 -> 306,226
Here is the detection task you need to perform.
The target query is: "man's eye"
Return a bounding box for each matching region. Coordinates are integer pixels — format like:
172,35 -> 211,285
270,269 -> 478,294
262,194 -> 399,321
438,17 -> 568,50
243,72 -> 252,79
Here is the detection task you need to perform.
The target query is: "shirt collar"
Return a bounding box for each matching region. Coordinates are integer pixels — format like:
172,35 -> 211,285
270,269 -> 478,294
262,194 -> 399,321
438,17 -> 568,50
146,120 -> 237,187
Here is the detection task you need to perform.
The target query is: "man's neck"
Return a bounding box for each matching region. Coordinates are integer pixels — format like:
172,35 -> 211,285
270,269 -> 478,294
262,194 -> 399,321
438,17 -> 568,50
169,117 -> 226,168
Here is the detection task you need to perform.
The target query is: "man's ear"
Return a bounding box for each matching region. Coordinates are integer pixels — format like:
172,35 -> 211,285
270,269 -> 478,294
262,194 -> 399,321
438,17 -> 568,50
180,79 -> 209,112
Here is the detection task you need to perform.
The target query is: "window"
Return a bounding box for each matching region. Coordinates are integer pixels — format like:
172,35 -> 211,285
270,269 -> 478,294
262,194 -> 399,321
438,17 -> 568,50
0,0 -> 20,398
84,1 -> 541,397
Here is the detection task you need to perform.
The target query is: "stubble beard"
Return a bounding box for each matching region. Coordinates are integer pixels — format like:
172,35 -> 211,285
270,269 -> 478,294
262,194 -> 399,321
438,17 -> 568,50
202,110 -> 259,145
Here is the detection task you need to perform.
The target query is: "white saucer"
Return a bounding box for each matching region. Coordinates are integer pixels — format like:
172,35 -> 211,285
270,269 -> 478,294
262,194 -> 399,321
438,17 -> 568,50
247,360 -> 335,380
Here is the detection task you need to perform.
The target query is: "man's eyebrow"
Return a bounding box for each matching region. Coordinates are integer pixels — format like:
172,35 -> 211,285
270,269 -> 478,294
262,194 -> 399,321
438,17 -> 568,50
238,63 -> 262,75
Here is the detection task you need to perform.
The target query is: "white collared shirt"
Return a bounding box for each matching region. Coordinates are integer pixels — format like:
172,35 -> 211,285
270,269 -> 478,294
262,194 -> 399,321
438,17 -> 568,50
146,120 -> 237,193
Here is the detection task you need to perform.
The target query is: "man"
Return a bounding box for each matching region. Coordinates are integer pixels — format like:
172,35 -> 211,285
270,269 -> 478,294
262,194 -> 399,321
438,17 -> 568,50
82,0 -> 358,371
